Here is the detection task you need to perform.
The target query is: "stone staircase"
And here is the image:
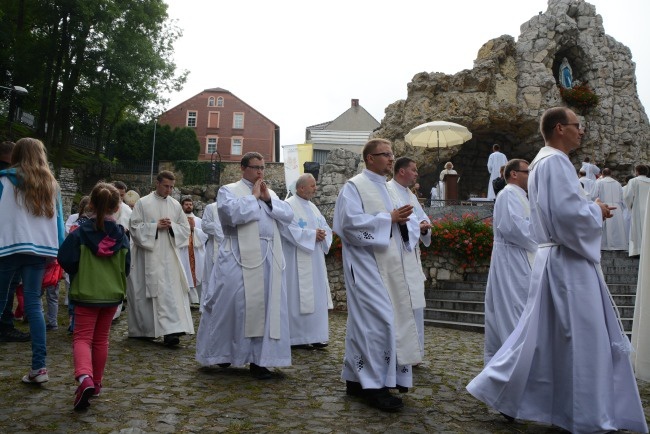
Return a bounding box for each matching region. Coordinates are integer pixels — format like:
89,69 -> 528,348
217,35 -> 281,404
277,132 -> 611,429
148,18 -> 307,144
424,250 -> 640,333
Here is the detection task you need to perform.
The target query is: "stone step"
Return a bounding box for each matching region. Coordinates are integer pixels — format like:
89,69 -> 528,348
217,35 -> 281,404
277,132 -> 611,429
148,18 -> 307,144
424,318 -> 484,333
437,281 -> 486,291
425,289 -> 485,301
607,284 -> 638,295
612,294 -> 636,306
428,299 -> 485,312
465,273 -> 489,282
601,265 -> 641,275
599,257 -> 639,267
604,274 -> 638,284
424,308 -> 484,325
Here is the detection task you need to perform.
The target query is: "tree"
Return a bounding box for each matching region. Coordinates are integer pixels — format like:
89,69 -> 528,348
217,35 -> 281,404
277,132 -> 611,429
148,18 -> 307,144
0,0 -> 187,164
111,121 -> 199,162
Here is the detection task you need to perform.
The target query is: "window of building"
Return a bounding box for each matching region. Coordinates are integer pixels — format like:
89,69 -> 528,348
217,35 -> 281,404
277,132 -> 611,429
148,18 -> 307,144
207,136 -> 218,154
208,97 -> 215,107
187,111 -> 197,127
233,112 -> 244,129
231,138 -> 243,155
208,111 -> 220,128
217,97 -> 224,107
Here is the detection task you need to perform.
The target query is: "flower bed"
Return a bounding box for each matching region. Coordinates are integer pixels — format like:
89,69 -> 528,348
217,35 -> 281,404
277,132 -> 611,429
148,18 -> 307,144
559,84 -> 599,111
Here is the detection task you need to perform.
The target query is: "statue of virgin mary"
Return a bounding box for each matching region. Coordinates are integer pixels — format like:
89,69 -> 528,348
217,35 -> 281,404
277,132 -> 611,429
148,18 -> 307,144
559,57 -> 573,88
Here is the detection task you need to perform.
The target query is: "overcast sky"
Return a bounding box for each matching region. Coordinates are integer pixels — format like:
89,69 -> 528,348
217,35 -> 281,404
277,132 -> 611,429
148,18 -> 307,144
163,0 -> 649,155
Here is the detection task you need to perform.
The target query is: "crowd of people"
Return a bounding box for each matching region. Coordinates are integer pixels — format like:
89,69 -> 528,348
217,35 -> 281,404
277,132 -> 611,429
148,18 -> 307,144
2,105 -> 650,431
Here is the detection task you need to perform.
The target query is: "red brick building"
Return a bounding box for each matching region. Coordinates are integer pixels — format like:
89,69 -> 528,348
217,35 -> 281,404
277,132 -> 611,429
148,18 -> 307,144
159,88 -> 280,162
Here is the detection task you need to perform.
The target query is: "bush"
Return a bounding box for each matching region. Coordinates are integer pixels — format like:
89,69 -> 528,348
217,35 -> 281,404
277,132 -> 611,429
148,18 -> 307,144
424,213 -> 493,268
559,84 -> 599,111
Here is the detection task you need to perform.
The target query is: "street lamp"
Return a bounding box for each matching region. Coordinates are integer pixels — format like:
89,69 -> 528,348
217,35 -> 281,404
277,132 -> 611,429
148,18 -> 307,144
1,85 -> 29,139
150,118 -> 157,184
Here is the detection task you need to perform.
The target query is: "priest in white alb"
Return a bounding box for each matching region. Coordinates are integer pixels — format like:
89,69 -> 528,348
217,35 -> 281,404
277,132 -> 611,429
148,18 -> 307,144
334,139 -> 422,412
200,201 -> 223,312
487,144 -> 508,199
179,197 -> 208,306
483,158 -> 537,364
280,173 -> 333,349
127,170 -> 194,346
624,164 -> 650,256
387,157 -> 431,357
467,107 -> 647,433
196,152 -> 294,380
632,188 -> 650,381
591,168 -> 628,251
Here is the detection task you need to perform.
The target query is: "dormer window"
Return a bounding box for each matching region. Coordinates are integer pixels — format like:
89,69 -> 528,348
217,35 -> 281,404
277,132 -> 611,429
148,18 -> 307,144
217,97 -> 224,107
208,97 -> 215,107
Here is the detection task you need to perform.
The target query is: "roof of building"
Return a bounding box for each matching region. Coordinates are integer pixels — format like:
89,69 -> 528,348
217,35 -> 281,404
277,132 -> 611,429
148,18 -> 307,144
307,99 -> 380,132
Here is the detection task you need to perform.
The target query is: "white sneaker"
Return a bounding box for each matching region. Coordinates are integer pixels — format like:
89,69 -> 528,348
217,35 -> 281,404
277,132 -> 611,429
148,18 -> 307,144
22,368 -> 49,384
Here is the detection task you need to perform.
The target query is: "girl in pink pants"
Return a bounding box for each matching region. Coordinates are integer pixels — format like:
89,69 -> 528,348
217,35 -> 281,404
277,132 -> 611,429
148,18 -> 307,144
58,183 -> 130,410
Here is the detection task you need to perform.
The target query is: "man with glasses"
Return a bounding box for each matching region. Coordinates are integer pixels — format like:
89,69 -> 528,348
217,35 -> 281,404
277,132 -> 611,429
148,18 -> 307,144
196,152 -> 294,380
482,158 -> 537,365
468,107 -> 647,433
334,139 -> 422,411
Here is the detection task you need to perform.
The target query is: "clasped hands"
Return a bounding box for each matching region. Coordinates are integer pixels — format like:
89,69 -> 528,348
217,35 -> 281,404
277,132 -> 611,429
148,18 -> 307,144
157,217 -> 172,230
315,228 -> 327,241
252,179 -> 271,202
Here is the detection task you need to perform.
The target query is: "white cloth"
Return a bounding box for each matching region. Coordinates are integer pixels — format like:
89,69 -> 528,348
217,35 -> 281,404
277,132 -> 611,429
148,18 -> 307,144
483,183 -> 537,364
179,213 -> 208,304
280,195 -> 332,346
65,213 -> 79,235
127,192 -> 194,338
487,151 -> 508,199
592,176 -> 629,251
334,169 -> 421,390
387,179 -> 431,357
467,146 -> 647,434
578,176 -> 596,200
115,202 -> 132,230
195,180 -> 294,367
632,189 -> 650,381
201,202 -> 224,288
580,161 -> 601,181
624,175 -> 650,256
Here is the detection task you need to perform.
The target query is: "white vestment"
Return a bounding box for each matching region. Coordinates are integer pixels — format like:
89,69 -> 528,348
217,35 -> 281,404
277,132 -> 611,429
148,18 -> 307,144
580,161 -> 601,181
127,192 -> 195,338
115,201 -> 132,230
195,179 -> 294,367
483,183 -> 537,364
179,213 -> 208,304
201,202 -> 224,291
467,146 -> 647,434
280,195 -> 332,346
387,179 -> 430,355
624,175 -> 650,256
632,189 -> 650,381
334,169 -> 421,390
578,176 -> 596,200
487,151 -> 508,199
592,176 -> 629,251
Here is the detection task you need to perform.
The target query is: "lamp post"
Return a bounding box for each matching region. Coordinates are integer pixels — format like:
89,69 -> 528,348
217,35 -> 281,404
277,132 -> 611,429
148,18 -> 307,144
150,118 -> 157,185
210,147 -> 221,184
1,85 -> 28,139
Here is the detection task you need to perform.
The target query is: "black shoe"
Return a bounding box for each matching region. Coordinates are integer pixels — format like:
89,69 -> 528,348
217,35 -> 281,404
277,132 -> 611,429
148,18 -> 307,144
250,363 -> 272,380
395,385 -> 408,393
364,388 -> 404,412
500,412 -> 515,422
345,380 -> 363,397
0,328 -> 31,342
163,334 -> 180,346
311,342 -> 329,349
217,363 -> 231,368
291,344 -> 313,350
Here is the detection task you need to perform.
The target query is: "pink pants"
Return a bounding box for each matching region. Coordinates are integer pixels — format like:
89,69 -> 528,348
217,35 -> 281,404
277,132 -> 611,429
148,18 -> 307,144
73,305 -> 118,383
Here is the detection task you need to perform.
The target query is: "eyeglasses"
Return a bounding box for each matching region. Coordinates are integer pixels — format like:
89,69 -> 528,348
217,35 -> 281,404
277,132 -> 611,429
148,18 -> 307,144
371,152 -> 394,158
559,122 -> 584,131
246,165 -> 265,171
513,169 -> 530,174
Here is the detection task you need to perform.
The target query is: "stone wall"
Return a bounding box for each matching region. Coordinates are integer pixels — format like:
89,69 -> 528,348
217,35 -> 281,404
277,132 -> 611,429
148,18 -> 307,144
374,0 -> 650,200
325,251 -> 489,311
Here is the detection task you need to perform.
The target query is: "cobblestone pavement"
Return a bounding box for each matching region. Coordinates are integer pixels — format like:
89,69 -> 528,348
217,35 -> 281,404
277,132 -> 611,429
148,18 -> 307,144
1,307 -> 649,433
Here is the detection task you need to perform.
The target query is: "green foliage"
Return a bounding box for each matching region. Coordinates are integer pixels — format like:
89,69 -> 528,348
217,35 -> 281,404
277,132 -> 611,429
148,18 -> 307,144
559,84 -> 599,111
174,161 -> 222,185
424,213 -> 493,268
112,121 -> 199,162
